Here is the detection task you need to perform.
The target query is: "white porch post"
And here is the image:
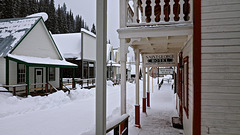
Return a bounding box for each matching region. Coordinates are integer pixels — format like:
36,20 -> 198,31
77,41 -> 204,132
120,39 -> 127,115
120,0 -> 127,28
147,67 -> 150,107
142,55 -> 146,113
135,49 -> 140,127
96,0 -> 107,134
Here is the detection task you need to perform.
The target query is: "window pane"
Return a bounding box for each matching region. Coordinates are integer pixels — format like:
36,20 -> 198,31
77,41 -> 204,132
18,64 -> 25,84
89,62 -> 95,78
49,67 -> 55,81
83,61 -> 88,78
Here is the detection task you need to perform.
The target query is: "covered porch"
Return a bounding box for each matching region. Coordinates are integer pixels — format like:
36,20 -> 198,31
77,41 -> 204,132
118,0 -> 193,130
5,54 -> 77,96
118,27 -> 192,128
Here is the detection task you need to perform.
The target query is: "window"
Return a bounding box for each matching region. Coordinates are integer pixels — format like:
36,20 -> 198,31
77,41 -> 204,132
89,62 -> 95,78
183,56 -> 189,118
82,61 -> 95,79
83,61 -> 88,78
49,67 -> 55,81
17,64 -> 25,84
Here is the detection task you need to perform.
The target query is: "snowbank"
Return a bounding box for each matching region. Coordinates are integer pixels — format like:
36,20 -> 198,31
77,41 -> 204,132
0,79 -> 181,135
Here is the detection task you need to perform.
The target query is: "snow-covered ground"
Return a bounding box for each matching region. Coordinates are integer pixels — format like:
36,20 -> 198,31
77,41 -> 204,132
0,78 -> 182,135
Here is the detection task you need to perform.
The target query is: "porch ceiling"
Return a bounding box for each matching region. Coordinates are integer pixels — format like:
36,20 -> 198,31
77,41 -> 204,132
118,23 -> 193,54
131,35 -> 190,54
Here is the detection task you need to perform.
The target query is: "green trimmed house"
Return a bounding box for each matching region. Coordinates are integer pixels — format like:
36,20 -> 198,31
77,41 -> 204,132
0,16 -> 77,95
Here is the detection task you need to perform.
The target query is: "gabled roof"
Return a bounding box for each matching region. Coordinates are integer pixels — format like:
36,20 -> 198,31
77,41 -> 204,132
0,16 -> 41,57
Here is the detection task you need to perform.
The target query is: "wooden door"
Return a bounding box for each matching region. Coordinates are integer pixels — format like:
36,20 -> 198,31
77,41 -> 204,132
35,68 -> 43,89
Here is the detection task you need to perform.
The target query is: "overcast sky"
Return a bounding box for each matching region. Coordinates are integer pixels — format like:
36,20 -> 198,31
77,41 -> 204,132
54,0 -> 120,48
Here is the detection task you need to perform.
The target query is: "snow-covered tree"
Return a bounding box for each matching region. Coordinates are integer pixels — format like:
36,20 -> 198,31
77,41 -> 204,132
91,23 -> 96,34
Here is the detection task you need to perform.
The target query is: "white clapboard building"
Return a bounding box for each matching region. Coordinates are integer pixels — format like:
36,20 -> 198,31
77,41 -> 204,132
117,0 -> 240,135
52,29 -> 96,80
0,15 -> 77,96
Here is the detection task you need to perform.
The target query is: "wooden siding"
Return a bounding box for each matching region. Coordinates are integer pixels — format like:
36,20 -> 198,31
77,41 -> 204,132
182,37 -> 193,135
0,58 -> 6,84
12,20 -> 61,60
82,32 -> 96,61
201,0 -> 240,134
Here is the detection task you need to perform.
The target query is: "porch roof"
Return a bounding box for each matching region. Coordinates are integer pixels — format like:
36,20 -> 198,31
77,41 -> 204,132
7,54 -> 77,68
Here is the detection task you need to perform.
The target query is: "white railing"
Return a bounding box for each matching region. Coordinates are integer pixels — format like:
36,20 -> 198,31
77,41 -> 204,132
127,0 -> 192,26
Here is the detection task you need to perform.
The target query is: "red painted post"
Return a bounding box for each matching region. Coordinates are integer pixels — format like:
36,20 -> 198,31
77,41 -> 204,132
142,98 -> 146,113
147,92 -> 150,107
120,122 -> 125,134
135,105 -> 141,128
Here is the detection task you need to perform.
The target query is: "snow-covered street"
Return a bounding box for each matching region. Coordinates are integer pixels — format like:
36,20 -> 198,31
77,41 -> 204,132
0,79 -> 183,135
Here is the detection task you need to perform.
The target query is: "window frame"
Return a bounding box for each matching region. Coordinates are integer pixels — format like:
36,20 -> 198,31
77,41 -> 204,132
17,63 -> 26,84
89,62 -> 95,78
49,67 -> 56,81
183,56 -> 189,118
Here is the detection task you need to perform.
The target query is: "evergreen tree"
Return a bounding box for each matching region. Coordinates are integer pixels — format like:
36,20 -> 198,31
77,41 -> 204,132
75,15 -> 82,32
0,0 -> 6,18
47,0 -> 57,33
91,23 -> 96,34
3,0 -> 17,18
69,10 -> 75,33
56,4 -> 63,33
39,0 -> 45,12
43,0 -> 50,13
84,22 -> 89,31
62,6 -> 68,33
0,0 -> 90,34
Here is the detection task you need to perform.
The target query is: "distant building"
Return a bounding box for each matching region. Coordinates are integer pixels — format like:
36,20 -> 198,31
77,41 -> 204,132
106,44 -> 120,82
0,16 -> 77,95
52,29 -> 96,80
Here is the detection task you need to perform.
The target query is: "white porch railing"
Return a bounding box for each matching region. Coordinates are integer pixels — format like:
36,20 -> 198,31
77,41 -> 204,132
127,0 -> 192,26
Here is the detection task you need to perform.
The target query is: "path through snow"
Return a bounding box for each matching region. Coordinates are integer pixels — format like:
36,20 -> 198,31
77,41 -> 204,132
129,82 -> 183,135
0,79 -> 183,135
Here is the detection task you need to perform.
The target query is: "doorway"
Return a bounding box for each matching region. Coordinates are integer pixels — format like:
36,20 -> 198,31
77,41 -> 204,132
35,68 -> 43,89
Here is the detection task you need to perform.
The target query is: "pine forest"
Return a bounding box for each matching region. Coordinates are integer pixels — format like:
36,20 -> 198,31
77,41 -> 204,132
0,0 -> 96,34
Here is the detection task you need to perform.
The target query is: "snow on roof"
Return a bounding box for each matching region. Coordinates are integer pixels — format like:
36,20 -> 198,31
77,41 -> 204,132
81,28 -> 96,38
52,33 -> 82,59
0,17 -> 40,57
27,12 -> 48,22
8,54 -> 77,67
